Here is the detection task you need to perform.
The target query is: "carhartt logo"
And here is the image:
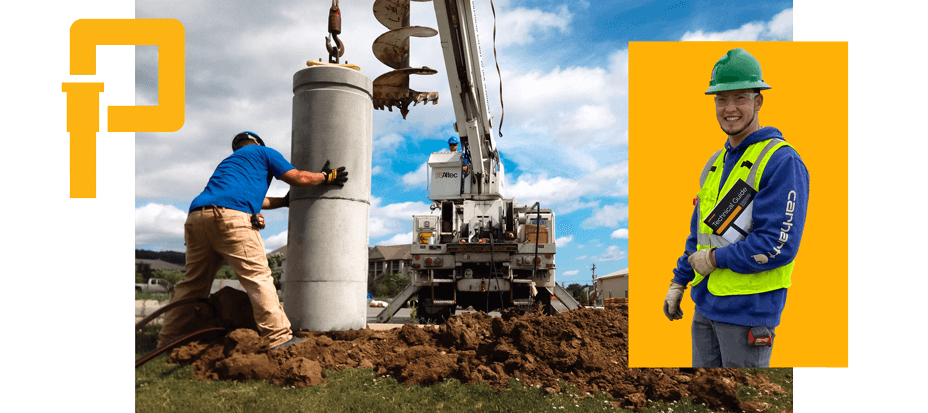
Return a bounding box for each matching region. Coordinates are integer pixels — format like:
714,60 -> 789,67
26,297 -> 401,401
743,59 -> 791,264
434,171 -> 458,179
753,254 -> 769,264
766,190 -> 797,259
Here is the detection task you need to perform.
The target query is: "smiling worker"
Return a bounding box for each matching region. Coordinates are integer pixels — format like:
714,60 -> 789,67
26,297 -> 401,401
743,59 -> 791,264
662,48 -> 810,367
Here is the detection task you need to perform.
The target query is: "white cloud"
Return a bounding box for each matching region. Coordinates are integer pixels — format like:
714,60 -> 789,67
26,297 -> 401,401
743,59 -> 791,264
765,8 -> 793,40
682,23 -> 766,42
611,228 -> 629,239
588,162 -> 629,198
575,255 -> 587,260
380,232 -> 414,246
479,48 -> 630,179
368,197 -> 433,239
562,269 -> 580,276
506,174 -> 587,208
608,48 -> 629,92
372,165 -> 383,175
681,8 -> 792,41
556,105 -> 617,136
555,235 -> 573,247
135,203 -> 187,244
506,161 -> 627,214
616,130 -> 628,146
582,203 -> 629,229
263,230 -> 288,251
267,179 -> 290,198
402,163 -> 430,188
593,246 -> 626,262
374,133 -> 405,154
500,62 -> 624,146
495,5 -> 572,47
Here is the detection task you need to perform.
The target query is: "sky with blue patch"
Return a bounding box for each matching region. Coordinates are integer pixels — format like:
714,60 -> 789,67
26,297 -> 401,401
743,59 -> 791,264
134,0 -> 792,285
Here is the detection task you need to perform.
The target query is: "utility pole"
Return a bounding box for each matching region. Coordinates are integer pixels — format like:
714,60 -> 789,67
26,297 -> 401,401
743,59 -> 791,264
591,263 -> 597,307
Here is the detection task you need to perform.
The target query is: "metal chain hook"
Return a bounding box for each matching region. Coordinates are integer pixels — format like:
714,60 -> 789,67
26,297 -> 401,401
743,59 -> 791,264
325,0 -> 344,63
328,0 -> 340,35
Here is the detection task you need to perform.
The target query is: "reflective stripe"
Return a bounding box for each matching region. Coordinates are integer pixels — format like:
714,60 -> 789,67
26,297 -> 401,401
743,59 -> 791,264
697,233 -> 730,248
700,150 -> 724,187
697,232 -> 710,246
747,139 -> 785,188
691,138 -> 796,295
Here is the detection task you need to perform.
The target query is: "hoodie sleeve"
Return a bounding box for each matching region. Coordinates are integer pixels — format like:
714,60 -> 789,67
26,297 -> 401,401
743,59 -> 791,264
713,146 -> 810,274
671,206 -> 699,285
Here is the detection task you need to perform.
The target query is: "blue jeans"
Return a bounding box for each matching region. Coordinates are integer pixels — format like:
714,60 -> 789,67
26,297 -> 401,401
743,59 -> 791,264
692,312 -> 774,367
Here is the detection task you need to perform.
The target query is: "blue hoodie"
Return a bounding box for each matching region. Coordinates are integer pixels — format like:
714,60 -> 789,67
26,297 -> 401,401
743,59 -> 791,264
671,127 -> 810,328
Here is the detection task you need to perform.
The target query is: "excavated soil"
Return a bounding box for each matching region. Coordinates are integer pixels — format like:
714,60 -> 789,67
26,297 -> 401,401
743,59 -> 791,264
167,305 -> 784,412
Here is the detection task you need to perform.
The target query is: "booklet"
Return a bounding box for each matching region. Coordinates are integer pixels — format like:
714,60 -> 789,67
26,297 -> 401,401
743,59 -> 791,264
703,179 -> 756,243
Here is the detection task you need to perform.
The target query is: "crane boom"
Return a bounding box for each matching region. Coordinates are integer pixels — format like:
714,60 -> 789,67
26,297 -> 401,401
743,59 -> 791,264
432,0 -> 499,198
372,0 -> 578,324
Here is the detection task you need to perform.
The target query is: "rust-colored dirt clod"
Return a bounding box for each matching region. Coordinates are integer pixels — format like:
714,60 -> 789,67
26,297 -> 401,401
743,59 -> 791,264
167,306 -> 784,412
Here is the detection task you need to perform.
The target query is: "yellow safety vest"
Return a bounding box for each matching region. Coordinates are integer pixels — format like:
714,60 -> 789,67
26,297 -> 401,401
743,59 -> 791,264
691,138 -> 794,296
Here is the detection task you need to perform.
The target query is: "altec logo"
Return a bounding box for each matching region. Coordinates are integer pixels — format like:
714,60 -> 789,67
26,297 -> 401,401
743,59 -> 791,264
435,171 -> 458,179
63,19 -> 185,198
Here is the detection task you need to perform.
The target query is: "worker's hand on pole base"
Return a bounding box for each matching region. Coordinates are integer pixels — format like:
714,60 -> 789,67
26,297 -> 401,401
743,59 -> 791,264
688,248 -> 717,275
663,282 -> 686,321
320,160 -> 348,187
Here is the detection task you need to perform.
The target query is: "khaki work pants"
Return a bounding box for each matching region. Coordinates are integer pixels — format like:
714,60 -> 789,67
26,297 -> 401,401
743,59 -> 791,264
157,207 -> 292,348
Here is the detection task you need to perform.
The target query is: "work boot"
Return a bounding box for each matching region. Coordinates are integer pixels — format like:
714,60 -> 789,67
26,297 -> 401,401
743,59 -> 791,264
274,335 -> 309,350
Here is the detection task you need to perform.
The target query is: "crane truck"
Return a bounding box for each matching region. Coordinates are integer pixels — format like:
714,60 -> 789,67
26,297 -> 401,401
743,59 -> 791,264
373,0 -> 579,323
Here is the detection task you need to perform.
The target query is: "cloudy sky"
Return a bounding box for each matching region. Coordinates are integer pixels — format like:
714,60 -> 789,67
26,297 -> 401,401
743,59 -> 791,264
134,0 -> 792,284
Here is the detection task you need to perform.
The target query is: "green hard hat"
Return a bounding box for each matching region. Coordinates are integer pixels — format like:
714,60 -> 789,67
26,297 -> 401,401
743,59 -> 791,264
705,48 -> 771,95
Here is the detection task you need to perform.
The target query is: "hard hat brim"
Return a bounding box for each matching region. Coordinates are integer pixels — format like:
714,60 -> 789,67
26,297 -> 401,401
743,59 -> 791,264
706,80 -> 772,95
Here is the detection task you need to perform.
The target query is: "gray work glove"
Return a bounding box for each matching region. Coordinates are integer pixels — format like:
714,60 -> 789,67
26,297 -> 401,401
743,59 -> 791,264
663,282 -> 686,321
688,248 -> 717,275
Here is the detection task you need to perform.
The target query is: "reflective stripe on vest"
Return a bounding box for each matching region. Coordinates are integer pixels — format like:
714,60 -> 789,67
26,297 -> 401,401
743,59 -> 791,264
690,138 -> 794,296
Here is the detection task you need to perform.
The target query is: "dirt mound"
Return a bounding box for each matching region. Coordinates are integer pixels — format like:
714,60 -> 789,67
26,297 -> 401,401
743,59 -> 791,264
168,306 -> 783,412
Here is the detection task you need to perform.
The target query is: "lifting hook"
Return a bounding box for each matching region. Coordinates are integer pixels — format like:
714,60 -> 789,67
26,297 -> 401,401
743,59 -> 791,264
325,0 -> 345,63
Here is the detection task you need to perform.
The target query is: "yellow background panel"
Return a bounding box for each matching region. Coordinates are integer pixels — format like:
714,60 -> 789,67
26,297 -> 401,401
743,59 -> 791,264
628,42 -> 847,367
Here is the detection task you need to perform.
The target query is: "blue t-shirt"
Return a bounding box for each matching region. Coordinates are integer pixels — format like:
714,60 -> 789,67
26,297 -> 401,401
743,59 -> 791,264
189,145 -> 295,214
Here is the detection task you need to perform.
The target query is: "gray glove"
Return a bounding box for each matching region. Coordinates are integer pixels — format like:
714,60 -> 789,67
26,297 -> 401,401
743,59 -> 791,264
688,248 -> 716,275
663,282 -> 686,321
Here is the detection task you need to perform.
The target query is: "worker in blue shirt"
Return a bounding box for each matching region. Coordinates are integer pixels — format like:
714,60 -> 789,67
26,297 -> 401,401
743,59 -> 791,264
158,131 -> 347,350
662,49 -> 810,367
448,136 -> 471,195
448,136 -> 469,173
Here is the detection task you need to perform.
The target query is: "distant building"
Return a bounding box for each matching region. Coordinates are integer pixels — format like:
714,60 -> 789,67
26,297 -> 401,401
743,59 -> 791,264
368,244 -> 413,278
135,258 -> 185,280
593,268 -> 628,306
267,244 -> 412,282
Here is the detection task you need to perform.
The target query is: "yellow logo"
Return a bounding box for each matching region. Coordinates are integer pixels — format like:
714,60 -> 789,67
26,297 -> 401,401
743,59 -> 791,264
62,19 -> 185,198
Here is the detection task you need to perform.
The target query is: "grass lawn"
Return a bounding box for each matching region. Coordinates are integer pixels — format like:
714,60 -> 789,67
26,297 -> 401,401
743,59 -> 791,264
136,326 -> 792,412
